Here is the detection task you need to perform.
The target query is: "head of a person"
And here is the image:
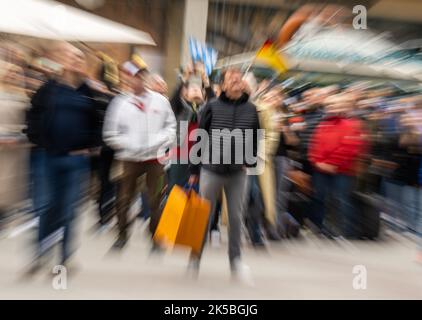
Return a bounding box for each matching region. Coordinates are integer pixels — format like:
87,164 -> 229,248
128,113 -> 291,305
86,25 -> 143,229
303,87 -> 330,109
52,42 -> 86,76
148,73 -> 168,96
324,93 -> 354,116
261,86 -> 285,110
131,69 -> 148,95
24,66 -> 46,93
1,64 -> 25,89
118,65 -> 133,93
121,61 -> 148,95
220,68 -> 244,100
184,82 -> 204,105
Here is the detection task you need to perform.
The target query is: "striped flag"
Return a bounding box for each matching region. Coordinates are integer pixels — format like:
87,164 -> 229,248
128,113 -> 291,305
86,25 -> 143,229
188,36 -> 218,76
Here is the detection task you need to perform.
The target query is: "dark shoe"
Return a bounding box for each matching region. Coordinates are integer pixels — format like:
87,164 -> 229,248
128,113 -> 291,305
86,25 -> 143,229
149,242 -> 165,257
265,224 -> 282,241
319,227 -> 335,240
277,223 -> 288,238
61,260 -> 81,278
111,236 -> 128,251
251,241 -> 267,251
23,260 -> 42,278
21,256 -> 47,279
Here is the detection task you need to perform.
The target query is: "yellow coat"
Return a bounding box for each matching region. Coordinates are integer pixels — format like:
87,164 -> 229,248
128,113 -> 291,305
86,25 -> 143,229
256,101 -> 280,226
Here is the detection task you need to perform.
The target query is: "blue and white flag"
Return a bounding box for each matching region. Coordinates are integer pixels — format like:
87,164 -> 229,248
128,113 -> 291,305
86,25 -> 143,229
188,36 -> 218,76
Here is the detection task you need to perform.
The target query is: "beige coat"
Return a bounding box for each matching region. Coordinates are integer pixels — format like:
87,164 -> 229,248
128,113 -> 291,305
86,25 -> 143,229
256,102 -> 280,226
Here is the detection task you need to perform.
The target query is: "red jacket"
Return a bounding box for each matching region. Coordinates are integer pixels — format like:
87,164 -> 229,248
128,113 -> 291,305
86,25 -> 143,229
308,116 -> 366,175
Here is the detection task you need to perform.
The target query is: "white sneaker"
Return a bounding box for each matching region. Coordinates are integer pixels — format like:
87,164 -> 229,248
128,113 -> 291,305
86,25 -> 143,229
210,230 -> 221,248
231,258 -> 254,287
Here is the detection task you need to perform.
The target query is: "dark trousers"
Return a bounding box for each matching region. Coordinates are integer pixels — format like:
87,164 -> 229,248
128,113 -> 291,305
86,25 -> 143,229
311,172 -> 355,237
245,175 -> 264,244
116,160 -> 164,240
38,153 -> 89,263
210,199 -> 221,231
137,192 -> 151,220
197,169 -> 248,264
29,147 -> 49,219
98,146 -> 116,225
167,163 -> 190,193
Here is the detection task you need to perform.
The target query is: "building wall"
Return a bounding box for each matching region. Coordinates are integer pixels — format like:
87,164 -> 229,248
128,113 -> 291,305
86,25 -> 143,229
58,0 -> 168,77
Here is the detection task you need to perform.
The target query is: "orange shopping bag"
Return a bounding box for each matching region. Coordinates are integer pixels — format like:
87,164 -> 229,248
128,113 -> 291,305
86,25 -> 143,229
154,185 -> 211,254
176,188 -> 211,254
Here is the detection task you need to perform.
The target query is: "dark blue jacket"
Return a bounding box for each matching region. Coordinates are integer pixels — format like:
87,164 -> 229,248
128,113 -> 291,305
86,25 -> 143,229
26,80 -> 105,154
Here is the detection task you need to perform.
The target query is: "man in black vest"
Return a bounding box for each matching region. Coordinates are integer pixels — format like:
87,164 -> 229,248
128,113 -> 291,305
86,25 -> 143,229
189,67 -> 260,285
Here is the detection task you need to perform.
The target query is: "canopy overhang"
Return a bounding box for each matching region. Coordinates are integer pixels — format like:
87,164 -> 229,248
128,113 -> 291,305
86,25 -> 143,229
0,0 -> 155,45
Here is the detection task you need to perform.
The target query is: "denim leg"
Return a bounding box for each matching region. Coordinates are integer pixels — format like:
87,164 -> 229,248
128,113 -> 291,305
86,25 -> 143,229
402,186 -> 419,233
37,154 -> 87,262
245,175 -> 264,244
60,155 -> 89,264
30,148 -> 49,220
384,180 -> 406,229
417,188 -> 422,250
37,155 -> 60,258
311,172 -> 330,229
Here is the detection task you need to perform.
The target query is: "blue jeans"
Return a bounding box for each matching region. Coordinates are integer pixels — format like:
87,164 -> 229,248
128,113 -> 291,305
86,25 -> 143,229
383,179 -> 422,233
245,175 -> 264,244
29,148 -> 49,219
312,172 -> 355,237
137,192 -> 151,220
38,153 -> 89,264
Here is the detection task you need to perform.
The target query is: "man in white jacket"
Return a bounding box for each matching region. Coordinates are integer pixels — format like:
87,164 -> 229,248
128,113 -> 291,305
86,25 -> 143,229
103,62 -> 176,250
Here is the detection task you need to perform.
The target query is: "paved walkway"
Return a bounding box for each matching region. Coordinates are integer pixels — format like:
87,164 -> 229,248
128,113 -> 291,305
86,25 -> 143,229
0,205 -> 421,300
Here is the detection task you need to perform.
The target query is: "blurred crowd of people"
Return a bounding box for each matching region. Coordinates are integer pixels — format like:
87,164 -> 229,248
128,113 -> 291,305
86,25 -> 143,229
0,39 -> 421,283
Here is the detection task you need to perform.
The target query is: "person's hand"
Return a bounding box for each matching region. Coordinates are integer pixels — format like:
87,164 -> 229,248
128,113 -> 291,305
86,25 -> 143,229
316,162 -> 337,174
202,74 -> 210,88
0,139 -> 19,148
195,62 -> 210,87
188,175 -> 199,185
182,63 -> 194,82
194,61 -> 205,75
